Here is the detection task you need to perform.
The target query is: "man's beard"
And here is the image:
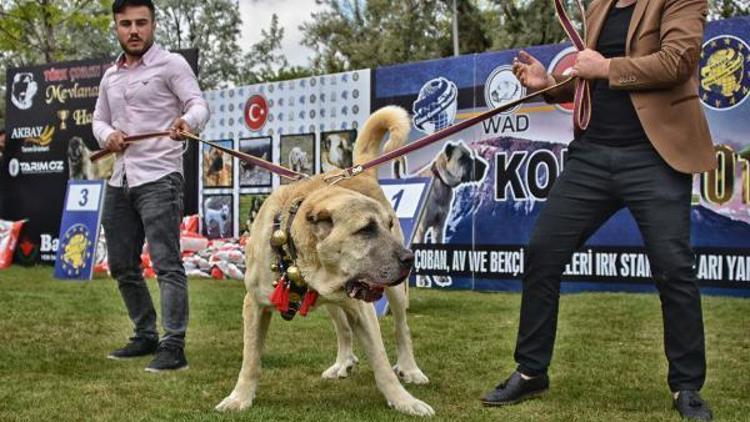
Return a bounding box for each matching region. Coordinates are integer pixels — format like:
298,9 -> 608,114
119,37 -> 153,57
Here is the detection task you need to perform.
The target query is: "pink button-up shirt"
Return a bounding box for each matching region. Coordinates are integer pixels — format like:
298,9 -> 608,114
92,44 -> 209,187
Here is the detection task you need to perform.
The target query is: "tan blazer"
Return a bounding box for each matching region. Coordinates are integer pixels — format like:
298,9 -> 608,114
546,0 -> 716,173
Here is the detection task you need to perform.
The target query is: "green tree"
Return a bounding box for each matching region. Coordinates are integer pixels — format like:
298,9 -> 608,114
300,0 -> 489,73
240,13 -> 311,85
709,0 -> 750,20
154,0 -> 243,90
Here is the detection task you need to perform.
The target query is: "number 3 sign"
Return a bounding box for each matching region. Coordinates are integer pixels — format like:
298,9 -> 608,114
54,180 -> 106,280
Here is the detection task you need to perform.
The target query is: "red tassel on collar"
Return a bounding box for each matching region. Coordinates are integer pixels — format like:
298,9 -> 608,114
299,290 -> 319,316
269,277 -> 290,313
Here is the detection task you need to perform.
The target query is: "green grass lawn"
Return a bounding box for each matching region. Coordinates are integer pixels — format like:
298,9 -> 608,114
0,266 -> 748,421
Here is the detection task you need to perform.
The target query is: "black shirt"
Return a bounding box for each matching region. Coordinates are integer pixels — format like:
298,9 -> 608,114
580,3 -> 648,146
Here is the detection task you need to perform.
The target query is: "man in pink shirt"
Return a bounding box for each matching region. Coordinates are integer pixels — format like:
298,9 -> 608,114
93,0 -> 209,372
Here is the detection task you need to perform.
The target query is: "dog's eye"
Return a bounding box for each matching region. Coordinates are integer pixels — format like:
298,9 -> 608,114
356,220 -> 378,236
388,217 -> 395,229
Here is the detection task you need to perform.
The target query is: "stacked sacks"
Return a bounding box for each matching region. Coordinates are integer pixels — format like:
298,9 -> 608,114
0,219 -> 26,269
93,214 -> 247,280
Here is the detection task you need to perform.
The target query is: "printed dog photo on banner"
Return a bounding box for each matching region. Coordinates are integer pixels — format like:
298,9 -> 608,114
238,193 -> 269,235
203,195 -> 233,239
202,139 -> 233,188
67,136 -> 115,180
408,141 -> 488,288
279,133 -> 315,184
239,137 -> 272,188
320,129 -> 356,172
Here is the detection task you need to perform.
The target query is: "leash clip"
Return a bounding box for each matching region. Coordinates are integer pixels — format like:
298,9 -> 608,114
323,165 -> 364,185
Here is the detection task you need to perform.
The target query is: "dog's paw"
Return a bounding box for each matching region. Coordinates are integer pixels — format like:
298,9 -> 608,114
321,355 -> 359,379
393,364 -> 429,384
215,391 -> 254,412
388,397 -> 435,417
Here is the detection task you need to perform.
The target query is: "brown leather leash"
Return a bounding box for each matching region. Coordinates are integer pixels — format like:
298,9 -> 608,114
323,75 -> 576,184
91,130 -> 308,181
554,0 -> 591,131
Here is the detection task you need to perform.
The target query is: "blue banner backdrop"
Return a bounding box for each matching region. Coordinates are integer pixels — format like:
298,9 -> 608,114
372,16 -> 750,296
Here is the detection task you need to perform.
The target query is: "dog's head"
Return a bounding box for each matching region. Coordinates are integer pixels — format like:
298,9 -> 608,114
324,134 -> 353,168
220,204 -> 230,220
436,141 -> 488,186
67,137 -> 86,163
291,187 -> 413,302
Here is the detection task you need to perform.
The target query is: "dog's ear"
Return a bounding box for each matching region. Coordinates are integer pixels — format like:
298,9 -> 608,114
444,142 -> 455,157
306,207 -> 333,239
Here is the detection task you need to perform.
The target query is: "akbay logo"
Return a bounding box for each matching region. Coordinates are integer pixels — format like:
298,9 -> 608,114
12,125 -> 56,153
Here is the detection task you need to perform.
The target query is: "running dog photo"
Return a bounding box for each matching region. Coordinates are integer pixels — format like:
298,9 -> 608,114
279,133 -> 315,184
216,106 -> 433,417
203,140 -> 233,187
320,130 -> 356,173
203,195 -> 233,239
239,137 -> 272,188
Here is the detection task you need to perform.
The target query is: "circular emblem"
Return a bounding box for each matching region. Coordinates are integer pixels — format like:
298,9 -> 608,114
244,95 -> 269,131
484,65 -> 526,114
60,223 -> 92,276
699,35 -> 750,110
10,72 -> 38,110
8,158 -> 20,177
412,76 -> 458,134
547,46 -> 578,112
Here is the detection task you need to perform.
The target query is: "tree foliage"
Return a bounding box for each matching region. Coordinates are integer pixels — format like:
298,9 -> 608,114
239,13 -> 311,86
0,0 -> 114,127
155,0 -> 243,90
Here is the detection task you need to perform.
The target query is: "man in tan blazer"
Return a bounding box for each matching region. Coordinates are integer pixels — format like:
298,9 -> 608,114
482,0 -> 715,420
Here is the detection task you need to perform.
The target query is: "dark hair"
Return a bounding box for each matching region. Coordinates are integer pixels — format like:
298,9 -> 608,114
112,0 -> 155,17
0,128 -> 5,136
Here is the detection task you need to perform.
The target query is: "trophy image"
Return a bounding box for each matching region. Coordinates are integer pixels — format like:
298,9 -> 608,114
58,109 -> 70,130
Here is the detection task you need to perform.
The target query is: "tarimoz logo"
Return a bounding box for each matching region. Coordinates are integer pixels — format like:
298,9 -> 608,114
14,160 -> 65,176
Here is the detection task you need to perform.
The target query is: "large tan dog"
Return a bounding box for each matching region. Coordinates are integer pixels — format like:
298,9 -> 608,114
215,106 -> 433,417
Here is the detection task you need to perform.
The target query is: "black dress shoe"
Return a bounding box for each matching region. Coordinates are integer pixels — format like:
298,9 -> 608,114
673,390 -> 712,421
481,371 -> 549,406
108,337 -> 158,359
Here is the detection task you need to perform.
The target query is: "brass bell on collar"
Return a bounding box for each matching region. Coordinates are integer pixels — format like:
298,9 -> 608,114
271,229 -> 288,246
270,263 -> 279,272
286,266 -> 304,285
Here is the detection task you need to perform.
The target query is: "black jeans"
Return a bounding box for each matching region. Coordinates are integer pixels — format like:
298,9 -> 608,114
101,172 -> 187,348
514,140 -> 706,392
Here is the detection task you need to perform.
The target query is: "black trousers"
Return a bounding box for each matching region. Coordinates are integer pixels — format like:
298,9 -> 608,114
514,139 -> 706,392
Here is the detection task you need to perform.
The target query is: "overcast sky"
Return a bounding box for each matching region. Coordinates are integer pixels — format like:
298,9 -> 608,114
238,0 -> 322,67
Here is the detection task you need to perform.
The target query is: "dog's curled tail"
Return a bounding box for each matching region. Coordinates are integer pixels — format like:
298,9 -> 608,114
353,105 -> 410,174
